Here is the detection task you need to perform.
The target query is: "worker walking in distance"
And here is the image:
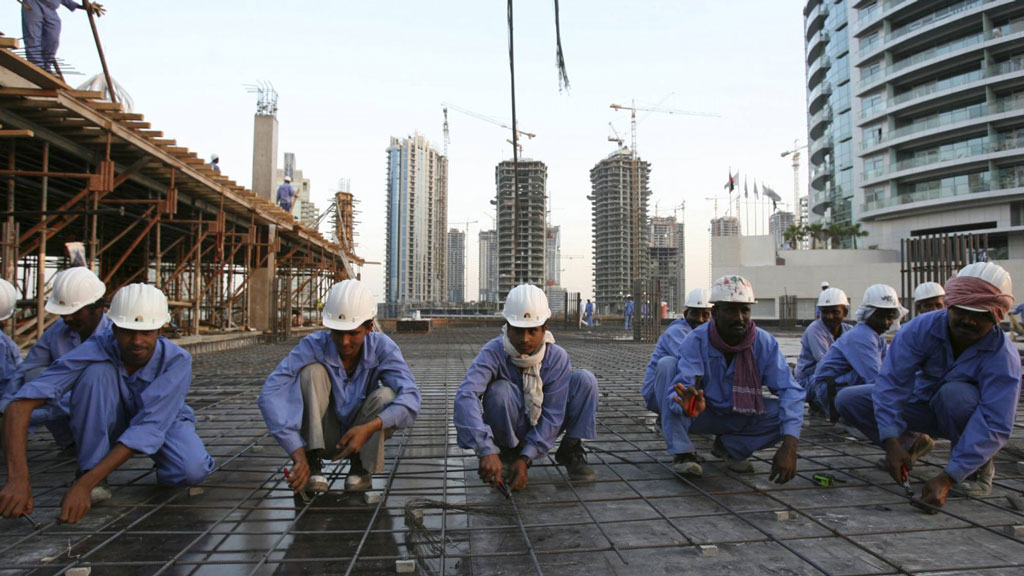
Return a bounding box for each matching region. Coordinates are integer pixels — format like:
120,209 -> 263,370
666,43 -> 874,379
836,262 -> 1020,508
583,299 -> 595,328
0,284 -> 214,523
623,295 -> 634,331
794,287 -> 852,392
1,267 -> 112,451
454,284 -> 598,492
641,287 -> 712,415
259,280 -> 420,495
664,275 -> 804,482
277,176 -> 297,214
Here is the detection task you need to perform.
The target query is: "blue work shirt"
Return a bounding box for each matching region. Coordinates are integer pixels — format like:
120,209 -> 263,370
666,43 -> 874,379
1014,303 -> 1024,317
670,323 -> 805,438
624,301 -> 635,316
1,315 -> 112,411
641,318 -> 696,406
12,329 -> 196,456
32,0 -> 79,11
276,182 -> 296,205
454,336 -> 573,461
794,319 -> 851,388
0,330 -> 20,388
811,322 -> 887,389
259,331 -> 420,456
873,309 -> 1021,482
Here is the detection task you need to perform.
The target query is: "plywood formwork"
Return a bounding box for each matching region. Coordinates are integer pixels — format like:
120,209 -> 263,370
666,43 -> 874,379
0,45 -> 355,345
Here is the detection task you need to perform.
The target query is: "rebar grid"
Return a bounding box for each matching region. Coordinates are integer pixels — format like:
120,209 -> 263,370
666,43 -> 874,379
0,327 -> 1022,575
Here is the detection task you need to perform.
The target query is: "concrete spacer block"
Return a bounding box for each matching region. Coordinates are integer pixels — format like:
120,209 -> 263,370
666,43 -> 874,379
775,510 -> 790,522
396,559 -> 416,573
1008,525 -> 1024,538
250,445 -> 264,453
365,491 -> 383,504
188,487 -> 204,497
1017,461 -> 1024,475
1007,495 -> 1024,511
698,544 -> 718,557
66,568 -> 92,576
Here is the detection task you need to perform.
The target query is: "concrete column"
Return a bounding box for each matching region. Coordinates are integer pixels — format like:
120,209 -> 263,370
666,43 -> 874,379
249,113 -> 279,331
252,114 -> 278,202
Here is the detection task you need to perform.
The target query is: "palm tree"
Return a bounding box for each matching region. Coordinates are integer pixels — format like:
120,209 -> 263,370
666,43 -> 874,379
848,222 -> 869,249
825,222 -> 847,249
782,224 -> 806,248
805,222 -> 826,249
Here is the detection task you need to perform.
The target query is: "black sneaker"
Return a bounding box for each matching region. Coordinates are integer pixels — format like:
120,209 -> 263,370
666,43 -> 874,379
555,438 -> 596,482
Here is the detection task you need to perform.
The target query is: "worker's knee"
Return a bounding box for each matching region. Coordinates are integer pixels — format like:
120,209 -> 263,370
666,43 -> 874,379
931,381 -> 979,423
363,386 -> 397,413
569,369 -> 598,405
71,362 -> 120,409
483,379 -> 518,414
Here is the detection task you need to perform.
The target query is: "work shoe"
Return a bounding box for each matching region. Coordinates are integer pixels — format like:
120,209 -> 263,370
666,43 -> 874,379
344,455 -> 372,492
555,437 -> 596,482
306,451 -> 329,493
90,480 -> 112,505
672,453 -> 703,478
875,434 -> 935,471
712,436 -> 755,474
952,459 -> 995,498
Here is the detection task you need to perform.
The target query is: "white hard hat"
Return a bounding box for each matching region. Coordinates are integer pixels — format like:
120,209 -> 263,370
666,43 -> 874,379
0,278 -> 18,321
956,262 -> 1012,295
820,281 -> 830,288
284,176 -> 292,183
503,284 -> 551,328
322,279 -> 376,331
862,284 -> 901,309
710,275 -> 755,304
913,282 -> 945,301
45,267 -> 106,315
817,287 -> 850,308
108,283 -> 170,330
684,288 -> 712,309
211,153 -> 219,162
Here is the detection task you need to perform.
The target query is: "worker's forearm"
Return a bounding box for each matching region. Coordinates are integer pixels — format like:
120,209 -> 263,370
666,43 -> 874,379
3,399 -> 45,479
75,444 -> 135,490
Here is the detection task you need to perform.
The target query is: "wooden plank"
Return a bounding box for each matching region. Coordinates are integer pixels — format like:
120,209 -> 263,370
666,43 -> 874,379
0,38 -> 21,49
0,129 -> 34,138
136,130 -> 164,138
88,101 -> 122,111
152,138 -> 177,146
0,50 -> 71,90
110,112 -> 145,121
0,88 -> 58,98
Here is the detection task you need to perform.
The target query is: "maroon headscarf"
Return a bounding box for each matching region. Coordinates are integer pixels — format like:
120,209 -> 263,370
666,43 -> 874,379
708,318 -> 765,415
944,276 -> 1013,322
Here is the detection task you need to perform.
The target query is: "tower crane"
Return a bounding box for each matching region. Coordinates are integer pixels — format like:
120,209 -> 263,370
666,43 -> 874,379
608,122 -> 625,149
442,103 -> 536,151
781,140 -> 808,225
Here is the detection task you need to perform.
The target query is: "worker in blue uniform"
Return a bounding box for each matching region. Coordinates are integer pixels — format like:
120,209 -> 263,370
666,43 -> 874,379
21,0 -> 105,72
912,282 -> 946,317
0,283 -> 213,524
260,279 -> 420,495
836,262 -> 1020,507
0,279 -> 21,384
809,284 -> 903,421
664,275 -> 804,481
583,299 -> 594,328
276,176 -> 297,214
207,153 -> 220,172
641,287 -> 712,414
0,267 -> 111,449
454,284 -> 598,492
794,287 -> 851,390
624,295 -> 634,331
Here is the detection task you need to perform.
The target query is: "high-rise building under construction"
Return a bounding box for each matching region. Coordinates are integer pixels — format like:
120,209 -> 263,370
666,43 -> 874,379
649,215 -> 684,312
495,159 -> 547,298
447,228 -> 465,303
478,229 -> 499,303
385,133 -> 448,310
590,149 -> 651,315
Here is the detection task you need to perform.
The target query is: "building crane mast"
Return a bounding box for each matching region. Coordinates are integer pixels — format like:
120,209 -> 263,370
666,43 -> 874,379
781,140 -> 808,226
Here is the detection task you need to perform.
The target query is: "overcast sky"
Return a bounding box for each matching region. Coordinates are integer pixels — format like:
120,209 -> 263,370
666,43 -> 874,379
2,0 -> 809,303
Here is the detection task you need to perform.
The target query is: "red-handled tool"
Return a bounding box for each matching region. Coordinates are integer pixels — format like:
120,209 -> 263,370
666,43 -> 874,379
686,375 -> 704,417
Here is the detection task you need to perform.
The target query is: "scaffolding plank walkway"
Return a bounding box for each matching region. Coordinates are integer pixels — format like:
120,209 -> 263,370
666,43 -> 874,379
1,326 -> 1023,575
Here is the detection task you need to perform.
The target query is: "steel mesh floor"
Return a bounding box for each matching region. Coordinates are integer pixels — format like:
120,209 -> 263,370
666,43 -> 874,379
2,326 -> 1023,575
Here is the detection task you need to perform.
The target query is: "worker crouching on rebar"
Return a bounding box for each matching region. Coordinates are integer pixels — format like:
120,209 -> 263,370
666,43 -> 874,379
0,267 -> 112,452
664,275 -> 804,481
793,288 -> 852,392
259,280 -> 420,495
454,284 -> 598,492
0,280 -> 21,394
0,283 -> 214,524
835,262 -> 1021,508
641,287 -> 712,416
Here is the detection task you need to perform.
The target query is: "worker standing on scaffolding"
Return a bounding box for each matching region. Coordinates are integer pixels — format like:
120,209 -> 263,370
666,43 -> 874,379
276,176 -> 296,215
836,262 -> 1020,508
0,267 -> 111,452
259,280 -> 420,495
0,280 -> 21,384
454,284 -> 598,492
663,275 -> 804,481
20,0 -> 105,72
641,288 -> 711,415
0,284 -> 214,523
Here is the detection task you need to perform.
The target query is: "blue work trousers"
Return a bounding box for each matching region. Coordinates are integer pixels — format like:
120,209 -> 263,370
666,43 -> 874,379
69,362 -> 214,486
643,355 -> 677,414
22,0 -> 62,71
663,397 -> 784,459
24,367 -> 75,449
482,369 -> 598,451
834,382 -> 976,449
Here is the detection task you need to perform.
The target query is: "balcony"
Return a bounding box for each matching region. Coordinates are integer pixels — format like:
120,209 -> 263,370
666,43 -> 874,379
808,105 -> 833,140
859,166 -> 1024,214
886,0 -> 993,44
863,96 -> 1024,150
810,161 -> 833,191
808,82 -> 832,115
808,55 -> 831,89
805,2 -> 829,39
863,134 -> 1024,183
853,0 -> 910,35
806,30 -> 830,64
809,134 -> 834,165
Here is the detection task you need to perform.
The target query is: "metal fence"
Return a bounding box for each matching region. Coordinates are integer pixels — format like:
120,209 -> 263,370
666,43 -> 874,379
562,291 -> 581,330
631,279 -> 662,343
900,232 -> 988,313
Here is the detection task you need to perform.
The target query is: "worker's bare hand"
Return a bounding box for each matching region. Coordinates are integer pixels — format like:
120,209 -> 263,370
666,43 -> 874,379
84,2 -> 105,16
288,448 -> 311,494
478,454 -> 502,488
672,383 -> 705,418
335,423 -> 375,460
768,435 -> 798,484
507,459 -> 528,491
0,479 -> 33,518
920,471 -> 953,509
58,482 -> 92,524
883,438 -> 912,485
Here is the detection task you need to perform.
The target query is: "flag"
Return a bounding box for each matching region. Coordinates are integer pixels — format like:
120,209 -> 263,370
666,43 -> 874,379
744,176 -> 748,199
723,169 -> 735,193
762,184 -> 782,203
753,180 -> 759,198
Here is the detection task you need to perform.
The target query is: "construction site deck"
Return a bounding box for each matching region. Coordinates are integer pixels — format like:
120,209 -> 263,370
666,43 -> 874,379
1,325 -> 1022,576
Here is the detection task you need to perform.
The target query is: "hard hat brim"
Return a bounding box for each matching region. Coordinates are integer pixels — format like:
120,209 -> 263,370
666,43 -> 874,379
323,316 -> 367,331
45,301 -> 87,315
110,318 -> 167,331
